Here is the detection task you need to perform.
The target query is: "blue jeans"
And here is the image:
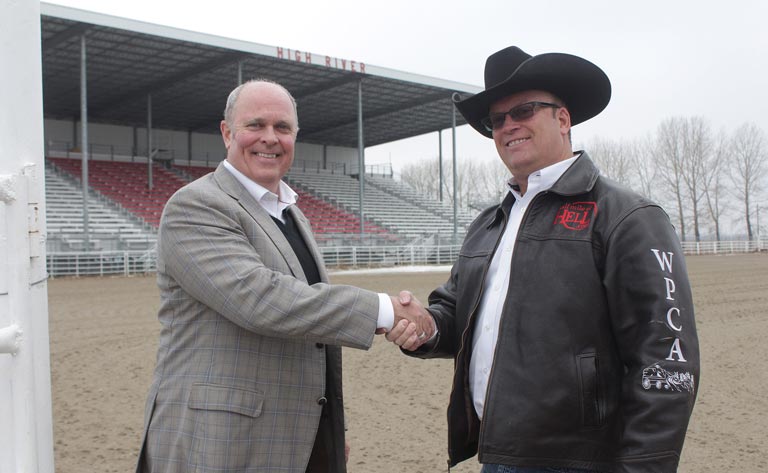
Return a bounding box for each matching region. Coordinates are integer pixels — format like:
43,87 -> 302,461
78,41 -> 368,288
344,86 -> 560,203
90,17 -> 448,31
481,465 -> 599,473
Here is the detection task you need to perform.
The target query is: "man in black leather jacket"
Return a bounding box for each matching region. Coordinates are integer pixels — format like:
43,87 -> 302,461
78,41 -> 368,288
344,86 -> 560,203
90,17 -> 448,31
386,46 -> 699,473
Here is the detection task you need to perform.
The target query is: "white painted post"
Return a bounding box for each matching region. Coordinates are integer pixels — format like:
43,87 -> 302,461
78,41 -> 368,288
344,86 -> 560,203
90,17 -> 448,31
0,1 -> 55,472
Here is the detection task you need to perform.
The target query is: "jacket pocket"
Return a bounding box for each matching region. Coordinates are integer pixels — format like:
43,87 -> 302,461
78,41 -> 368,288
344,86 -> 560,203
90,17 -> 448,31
577,353 -> 602,428
188,383 -> 264,418
187,383 -> 266,471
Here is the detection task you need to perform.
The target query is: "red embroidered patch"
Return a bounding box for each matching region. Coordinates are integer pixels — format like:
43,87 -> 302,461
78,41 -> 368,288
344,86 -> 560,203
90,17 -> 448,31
553,202 -> 598,230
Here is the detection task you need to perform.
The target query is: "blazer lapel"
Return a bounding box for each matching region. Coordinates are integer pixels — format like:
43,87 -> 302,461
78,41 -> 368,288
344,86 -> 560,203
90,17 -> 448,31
212,163 -> 308,282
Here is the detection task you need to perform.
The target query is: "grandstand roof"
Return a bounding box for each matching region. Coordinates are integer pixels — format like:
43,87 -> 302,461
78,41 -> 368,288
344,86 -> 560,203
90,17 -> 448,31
40,3 -> 482,148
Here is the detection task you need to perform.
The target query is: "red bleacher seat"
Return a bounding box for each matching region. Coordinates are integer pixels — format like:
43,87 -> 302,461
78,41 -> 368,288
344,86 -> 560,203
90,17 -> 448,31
49,158 -> 393,237
49,157 -> 189,228
293,189 -> 389,236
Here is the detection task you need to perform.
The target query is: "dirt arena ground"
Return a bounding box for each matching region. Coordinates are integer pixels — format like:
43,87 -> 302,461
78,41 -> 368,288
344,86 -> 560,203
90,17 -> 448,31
47,253 -> 768,472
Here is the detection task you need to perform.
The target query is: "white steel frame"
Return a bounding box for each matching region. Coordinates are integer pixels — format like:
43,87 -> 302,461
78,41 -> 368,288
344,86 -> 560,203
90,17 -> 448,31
0,1 -> 55,472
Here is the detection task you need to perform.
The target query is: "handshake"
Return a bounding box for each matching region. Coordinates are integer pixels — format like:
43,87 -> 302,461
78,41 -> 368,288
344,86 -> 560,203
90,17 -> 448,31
377,291 -> 436,351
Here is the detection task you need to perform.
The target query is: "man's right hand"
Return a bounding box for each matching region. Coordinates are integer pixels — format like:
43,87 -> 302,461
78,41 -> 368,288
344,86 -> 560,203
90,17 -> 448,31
387,291 -> 435,351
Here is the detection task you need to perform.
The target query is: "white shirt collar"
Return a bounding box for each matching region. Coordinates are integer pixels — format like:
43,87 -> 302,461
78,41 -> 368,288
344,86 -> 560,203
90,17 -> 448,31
507,154 -> 579,201
222,160 -> 298,222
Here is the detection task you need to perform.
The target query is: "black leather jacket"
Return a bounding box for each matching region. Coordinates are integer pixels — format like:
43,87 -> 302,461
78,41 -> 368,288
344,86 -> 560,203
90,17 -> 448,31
411,154 -> 699,472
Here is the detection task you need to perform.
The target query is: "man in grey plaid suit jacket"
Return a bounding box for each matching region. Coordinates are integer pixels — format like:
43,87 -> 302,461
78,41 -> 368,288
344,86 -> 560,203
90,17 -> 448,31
136,80 -> 434,473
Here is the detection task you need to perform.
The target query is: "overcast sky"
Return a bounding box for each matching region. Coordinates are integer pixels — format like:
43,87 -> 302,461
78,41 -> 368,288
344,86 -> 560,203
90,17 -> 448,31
46,0 -> 768,174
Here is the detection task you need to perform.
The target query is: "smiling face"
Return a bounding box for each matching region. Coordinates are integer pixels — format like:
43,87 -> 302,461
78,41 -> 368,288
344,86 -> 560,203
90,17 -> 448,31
221,81 -> 298,194
490,90 -> 573,190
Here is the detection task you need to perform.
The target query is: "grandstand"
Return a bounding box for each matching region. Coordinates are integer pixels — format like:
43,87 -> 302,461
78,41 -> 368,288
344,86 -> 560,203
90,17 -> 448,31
48,157 -> 187,228
175,163 -> 393,242
45,162 -> 156,251
44,155 -> 474,252
38,2 -> 485,276
285,167 -> 476,241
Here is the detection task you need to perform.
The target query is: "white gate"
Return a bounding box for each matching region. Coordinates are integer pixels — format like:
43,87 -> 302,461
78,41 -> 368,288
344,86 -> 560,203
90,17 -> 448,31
0,1 -> 55,472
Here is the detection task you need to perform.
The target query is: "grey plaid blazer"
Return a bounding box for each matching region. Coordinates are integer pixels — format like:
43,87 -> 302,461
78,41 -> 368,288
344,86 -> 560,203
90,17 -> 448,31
136,163 -> 379,473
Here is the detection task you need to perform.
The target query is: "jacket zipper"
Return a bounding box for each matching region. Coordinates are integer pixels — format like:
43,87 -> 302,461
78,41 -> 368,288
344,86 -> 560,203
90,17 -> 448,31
476,191 -> 546,460
446,209 -> 508,469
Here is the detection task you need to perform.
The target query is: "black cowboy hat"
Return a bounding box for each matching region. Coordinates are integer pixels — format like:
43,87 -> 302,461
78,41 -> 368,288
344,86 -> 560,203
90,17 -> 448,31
454,46 -> 611,138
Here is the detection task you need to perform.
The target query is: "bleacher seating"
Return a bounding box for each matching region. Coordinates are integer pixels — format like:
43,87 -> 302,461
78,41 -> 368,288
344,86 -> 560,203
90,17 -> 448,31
285,168 -> 473,240
174,164 -> 214,181
366,174 -> 476,229
45,157 -> 472,248
293,189 -> 390,237
45,163 -> 157,251
176,164 -> 393,240
49,157 -> 188,227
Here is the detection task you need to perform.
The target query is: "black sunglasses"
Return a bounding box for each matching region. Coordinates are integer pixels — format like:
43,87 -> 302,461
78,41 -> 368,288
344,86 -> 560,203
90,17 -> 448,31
481,101 -> 561,132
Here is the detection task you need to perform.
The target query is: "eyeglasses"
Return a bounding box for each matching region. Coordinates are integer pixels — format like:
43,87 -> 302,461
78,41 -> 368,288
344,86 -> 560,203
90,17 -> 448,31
481,101 -> 561,132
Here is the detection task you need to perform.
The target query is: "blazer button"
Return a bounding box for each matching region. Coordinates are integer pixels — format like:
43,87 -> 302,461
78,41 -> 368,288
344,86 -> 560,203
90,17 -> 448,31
317,397 -> 328,405
316,343 -> 324,349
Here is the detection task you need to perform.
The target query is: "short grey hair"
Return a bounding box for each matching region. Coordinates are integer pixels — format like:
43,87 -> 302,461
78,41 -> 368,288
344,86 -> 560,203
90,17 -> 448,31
223,78 -> 299,128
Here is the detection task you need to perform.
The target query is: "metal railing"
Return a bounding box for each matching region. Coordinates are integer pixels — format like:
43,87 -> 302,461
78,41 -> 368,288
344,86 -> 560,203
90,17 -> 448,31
46,250 -> 157,277
680,239 -> 767,255
45,240 -> 766,278
320,244 -> 460,267
45,245 -> 461,277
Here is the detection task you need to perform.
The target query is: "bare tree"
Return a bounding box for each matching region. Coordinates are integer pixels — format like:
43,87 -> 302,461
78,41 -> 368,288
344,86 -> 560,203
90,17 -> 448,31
588,137 -> 634,187
679,117 -> 712,242
587,136 -> 659,200
702,130 -> 729,240
400,156 -> 509,210
729,123 -> 768,239
629,136 -> 658,201
400,157 -> 441,200
655,117 -> 689,241
471,158 -> 510,207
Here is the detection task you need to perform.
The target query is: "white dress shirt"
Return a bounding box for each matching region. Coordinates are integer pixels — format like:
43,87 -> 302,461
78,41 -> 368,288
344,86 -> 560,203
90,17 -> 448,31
223,160 -> 297,222
469,155 -> 578,419
222,160 -> 394,330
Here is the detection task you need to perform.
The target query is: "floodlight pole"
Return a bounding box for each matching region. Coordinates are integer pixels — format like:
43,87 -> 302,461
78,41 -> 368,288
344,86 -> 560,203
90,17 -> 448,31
147,93 -> 153,190
451,94 -> 459,244
438,130 -> 444,202
0,0 -> 54,471
80,34 -> 90,249
357,79 -> 365,236
237,61 -> 244,85
187,131 -> 192,164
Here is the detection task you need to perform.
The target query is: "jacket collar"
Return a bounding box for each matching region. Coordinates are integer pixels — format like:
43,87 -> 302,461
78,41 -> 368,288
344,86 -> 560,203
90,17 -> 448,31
214,161 -> 253,203
212,162 -> 323,283
489,152 -> 600,227
548,151 -> 600,196
213,162 -> 285,243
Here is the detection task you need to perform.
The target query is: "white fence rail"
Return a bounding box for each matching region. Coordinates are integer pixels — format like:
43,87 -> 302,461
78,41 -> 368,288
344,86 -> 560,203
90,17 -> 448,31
46,245 -> 463,277
47,251 -> 158,277
46,240 -> 766,277
680,239 -> 767,255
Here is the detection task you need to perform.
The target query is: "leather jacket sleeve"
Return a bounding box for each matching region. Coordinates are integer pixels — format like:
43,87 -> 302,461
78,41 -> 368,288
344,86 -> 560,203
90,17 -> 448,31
601,205 -> 699,472
404,265 -> 461,359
